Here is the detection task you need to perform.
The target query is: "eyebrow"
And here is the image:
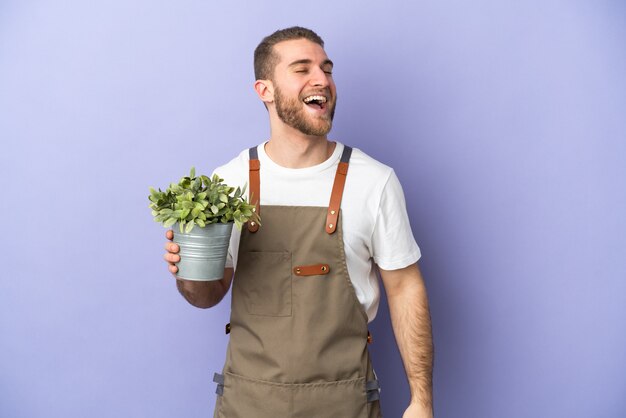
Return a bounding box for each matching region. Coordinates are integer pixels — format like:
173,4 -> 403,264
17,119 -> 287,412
288,59 -> 334,68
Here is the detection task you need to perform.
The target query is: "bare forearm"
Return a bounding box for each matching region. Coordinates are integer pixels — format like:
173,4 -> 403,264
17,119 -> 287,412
382,264 -> 434,414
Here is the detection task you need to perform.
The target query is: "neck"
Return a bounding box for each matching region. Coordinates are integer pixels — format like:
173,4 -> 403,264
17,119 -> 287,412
265,124 -> 335,169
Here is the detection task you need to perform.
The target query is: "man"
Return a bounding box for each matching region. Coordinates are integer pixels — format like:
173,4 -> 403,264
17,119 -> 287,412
163,27 -> 433,418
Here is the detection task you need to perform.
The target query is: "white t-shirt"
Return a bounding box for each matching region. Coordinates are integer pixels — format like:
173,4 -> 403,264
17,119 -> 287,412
213,142 -> 421,322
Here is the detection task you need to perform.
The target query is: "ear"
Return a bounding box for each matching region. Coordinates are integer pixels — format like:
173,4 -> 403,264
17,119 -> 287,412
254,79 -> 274,105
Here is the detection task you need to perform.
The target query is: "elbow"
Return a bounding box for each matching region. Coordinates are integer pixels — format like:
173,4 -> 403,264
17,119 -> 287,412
185,297 -> 214,309
176,279 -> 220,309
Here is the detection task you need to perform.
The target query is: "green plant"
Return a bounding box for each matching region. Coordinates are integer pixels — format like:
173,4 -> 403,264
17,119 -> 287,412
149,167 -> 259,233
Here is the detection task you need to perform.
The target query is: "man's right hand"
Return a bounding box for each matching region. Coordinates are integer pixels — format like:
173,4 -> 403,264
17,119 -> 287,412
163,229 -> 180,276
163,229 -> 234,308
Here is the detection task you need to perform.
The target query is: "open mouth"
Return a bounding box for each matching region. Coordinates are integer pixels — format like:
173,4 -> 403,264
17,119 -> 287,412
303,95 -> 328,110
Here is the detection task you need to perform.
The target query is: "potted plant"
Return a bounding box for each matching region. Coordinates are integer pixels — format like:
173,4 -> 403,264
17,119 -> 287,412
149,167 -> 259,281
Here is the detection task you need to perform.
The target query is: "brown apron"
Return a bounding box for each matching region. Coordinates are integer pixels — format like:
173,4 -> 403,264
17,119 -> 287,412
213,146 -> 382,418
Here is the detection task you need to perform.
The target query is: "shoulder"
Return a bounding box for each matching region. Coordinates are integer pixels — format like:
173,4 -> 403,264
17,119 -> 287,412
347,146 -> 393,175
344,145 -> 395,190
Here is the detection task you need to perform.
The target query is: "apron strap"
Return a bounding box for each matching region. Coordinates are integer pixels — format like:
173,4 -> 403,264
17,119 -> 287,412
248,146 -> 260,233
326,146 -> 352,234
248,144 -> 352,234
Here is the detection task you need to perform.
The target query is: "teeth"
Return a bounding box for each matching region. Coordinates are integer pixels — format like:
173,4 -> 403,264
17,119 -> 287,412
303,95 -> 327,104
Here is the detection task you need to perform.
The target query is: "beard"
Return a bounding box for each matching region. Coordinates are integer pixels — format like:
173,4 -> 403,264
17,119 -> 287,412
274,85 -> 336,136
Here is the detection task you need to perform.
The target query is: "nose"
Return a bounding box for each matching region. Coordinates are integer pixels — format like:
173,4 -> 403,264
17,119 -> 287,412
309,66 -> 330,88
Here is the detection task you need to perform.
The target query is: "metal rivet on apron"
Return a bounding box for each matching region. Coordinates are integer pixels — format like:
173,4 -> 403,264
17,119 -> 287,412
328,223 -> 333,229
296,268 -> 301,274
330,210 -> 336,215
321,266 -> 327,272
250,221 -> 256,226
252,207 -> 256,212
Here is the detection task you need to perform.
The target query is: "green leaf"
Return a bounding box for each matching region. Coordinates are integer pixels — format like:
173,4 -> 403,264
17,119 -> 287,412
163,217 -> 177,228
192,177 -> 201,191
149,168 -> 264,231
185,219 -> 195,233
196,218 -> 205,227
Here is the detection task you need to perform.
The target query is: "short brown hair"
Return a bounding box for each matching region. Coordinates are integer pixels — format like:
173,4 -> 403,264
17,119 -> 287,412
254,27 -> 324,80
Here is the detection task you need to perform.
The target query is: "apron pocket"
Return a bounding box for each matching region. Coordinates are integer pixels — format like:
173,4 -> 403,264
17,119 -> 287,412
237,250 -> 292,317
217,372 -> 291,418
217,373 -> 370,418
292,377 -> 368,418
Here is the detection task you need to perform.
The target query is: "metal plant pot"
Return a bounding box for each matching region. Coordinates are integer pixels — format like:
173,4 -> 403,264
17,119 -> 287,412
173,222 -> 234,281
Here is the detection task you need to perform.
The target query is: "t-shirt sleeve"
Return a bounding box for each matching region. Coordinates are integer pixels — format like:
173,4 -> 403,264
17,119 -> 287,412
224,227 -> 242,270
371,170 -> 421,270
210,165 -> 241,270
225,241 -> 234,268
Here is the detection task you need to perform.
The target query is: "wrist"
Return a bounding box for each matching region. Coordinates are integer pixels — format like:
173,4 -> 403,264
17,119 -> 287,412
405,400 -> 433,418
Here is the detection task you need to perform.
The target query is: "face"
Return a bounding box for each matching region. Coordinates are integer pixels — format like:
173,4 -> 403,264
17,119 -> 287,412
269,39 -> 337,136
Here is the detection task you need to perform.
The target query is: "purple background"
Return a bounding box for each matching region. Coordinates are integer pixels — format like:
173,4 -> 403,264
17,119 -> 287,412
1,1 -> 625,417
